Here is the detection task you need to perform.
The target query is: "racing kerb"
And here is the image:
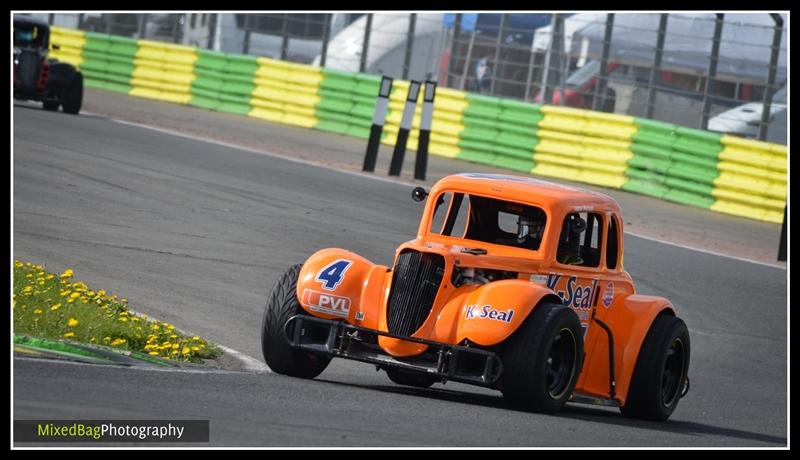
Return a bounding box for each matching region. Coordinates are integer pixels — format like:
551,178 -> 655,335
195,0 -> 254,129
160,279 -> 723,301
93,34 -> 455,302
48,26 -> 787,224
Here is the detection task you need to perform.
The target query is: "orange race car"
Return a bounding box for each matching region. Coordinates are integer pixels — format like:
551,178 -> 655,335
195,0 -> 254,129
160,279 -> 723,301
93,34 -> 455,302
261,173 -> 691,421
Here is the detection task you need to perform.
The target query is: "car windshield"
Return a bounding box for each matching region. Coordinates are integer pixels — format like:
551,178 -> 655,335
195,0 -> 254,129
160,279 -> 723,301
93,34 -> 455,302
565,60 -> 600,87
429,192 -> 547,252
14,23 -> 46,48
773,87 -> 786,105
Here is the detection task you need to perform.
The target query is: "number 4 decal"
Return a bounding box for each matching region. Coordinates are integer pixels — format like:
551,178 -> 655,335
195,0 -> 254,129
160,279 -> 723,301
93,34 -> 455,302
315,259 -> 353,291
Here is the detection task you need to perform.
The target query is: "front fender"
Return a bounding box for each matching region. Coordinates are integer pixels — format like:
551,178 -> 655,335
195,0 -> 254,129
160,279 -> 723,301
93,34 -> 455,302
578,294 -> 676,404
297,248 -> 387,330
434,279 -> 561,347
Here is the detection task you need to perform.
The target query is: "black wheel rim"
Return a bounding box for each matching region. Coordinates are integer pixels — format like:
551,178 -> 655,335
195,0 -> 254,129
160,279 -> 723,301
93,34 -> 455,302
661,338 -> 685,407
545,328 -> 577,398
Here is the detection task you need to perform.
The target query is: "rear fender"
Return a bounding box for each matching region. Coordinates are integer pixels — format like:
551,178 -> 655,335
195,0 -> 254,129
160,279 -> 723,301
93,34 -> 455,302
442,279 -> 561,347
297,248 -> 387,329
579,294 -> 676,404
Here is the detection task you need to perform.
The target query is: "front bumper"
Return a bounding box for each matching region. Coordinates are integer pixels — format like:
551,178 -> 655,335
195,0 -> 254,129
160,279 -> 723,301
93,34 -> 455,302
284,315 -> 503,387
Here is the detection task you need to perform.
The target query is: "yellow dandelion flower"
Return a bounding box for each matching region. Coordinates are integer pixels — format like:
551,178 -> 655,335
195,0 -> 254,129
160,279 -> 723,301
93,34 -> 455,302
33,309 -> 43,315
50,304 -> 61,311
69,292 -> 80,299
67,318 -> 79,327
102,336 -> 111,343
191,346 -> 200,352
167,325 -> 175,331
118,317 -> 129,322
149,351 -> 160,356
169,334 -> 177,339
60,268 -> 74,278
97,290 -> 106,297
131,317 -> 140,322
46,274 -> 55,280
90,337 -> 96,343
64,332 -> 75,338
22,286 -> 33,293
192,336 -> 200,341
161,342 -> 172,348
67,298 -> 75,304
26,273 -> 33,278
14,260 -> 23,267
110,338 -> 127,347
170,350 -> 179,355
182,347 -> 190,355
60,290 -> 70,296
119,310 -> 129,316
151,324 -> 160,331
121,298 -> 127,304
171,344 -> 179,350
38,280 -> 45,286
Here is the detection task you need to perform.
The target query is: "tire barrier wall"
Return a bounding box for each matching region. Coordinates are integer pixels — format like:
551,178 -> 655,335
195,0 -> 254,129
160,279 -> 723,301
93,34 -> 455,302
45,26 -> 787,224
190,49 -> 258,115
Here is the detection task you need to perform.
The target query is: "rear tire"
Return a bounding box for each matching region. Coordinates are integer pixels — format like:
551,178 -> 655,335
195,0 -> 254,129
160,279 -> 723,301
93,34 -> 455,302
61,73 -> 83,115
43,101 -> 59,111
261,264 -> 331,378
621,315 -> 690,421
386,368 -> 438,388
501,302 -> 584,414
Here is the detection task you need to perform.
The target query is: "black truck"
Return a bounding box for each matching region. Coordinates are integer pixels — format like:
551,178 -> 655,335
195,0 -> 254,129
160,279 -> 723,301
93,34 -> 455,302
13,16 -> 83,114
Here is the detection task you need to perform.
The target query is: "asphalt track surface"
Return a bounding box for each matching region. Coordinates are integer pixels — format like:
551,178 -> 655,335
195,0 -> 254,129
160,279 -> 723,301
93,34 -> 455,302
13,105 -> 787,447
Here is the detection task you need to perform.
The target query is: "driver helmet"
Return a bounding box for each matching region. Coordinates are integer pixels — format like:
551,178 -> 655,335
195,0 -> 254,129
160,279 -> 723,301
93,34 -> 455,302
517,214 -> 545,243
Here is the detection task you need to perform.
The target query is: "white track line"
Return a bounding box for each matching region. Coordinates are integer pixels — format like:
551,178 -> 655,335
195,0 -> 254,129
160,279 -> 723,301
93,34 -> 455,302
94,113 -> 787,270
125,308 -> 270,374
625,231 -> 787,270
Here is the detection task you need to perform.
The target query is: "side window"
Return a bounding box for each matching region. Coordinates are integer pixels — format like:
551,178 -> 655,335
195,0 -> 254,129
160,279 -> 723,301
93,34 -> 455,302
607,215 -> 620,270
429,192 -> 468,237
557,212 -> 603,267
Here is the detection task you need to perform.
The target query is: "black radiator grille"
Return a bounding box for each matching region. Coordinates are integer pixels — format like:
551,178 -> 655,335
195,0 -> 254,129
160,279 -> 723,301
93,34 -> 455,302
386,250 -> 445,337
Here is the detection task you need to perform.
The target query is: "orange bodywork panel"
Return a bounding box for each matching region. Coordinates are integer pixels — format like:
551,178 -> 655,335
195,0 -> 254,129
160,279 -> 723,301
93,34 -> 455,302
577,295 -> 676,405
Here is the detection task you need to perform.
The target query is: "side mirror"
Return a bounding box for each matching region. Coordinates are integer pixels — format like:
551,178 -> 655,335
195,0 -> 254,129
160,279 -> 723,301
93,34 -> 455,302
51,43 -> 60,50
412,187 -> 428,202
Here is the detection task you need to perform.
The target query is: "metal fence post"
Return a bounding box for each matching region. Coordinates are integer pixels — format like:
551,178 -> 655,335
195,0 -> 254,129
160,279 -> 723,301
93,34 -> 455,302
48,14 -> 55,25
460,29 -> 476,91
243,29 -> 251,54
646,14 -> 669,119
402,13 -> 417,80
541,13 -> 560,104
489,14 -> 507,95
592,13 -> 614,111
523,34 -> 538,101
360,14 -> 373,73
280,14 -> 290,61
206,14 -> 217,49
759,13 -> 784,141
700,14 -> 724,130
446,14 -> 462,88
320,14 -> 331,67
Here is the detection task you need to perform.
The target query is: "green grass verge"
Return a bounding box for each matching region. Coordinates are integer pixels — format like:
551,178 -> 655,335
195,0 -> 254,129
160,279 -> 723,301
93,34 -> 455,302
13,260 -> 221,364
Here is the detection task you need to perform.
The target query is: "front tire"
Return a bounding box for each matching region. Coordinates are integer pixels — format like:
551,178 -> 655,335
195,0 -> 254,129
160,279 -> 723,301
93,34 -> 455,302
621,315 -> 690,421
261,264 -> 331,378
501,302 -> 584,414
